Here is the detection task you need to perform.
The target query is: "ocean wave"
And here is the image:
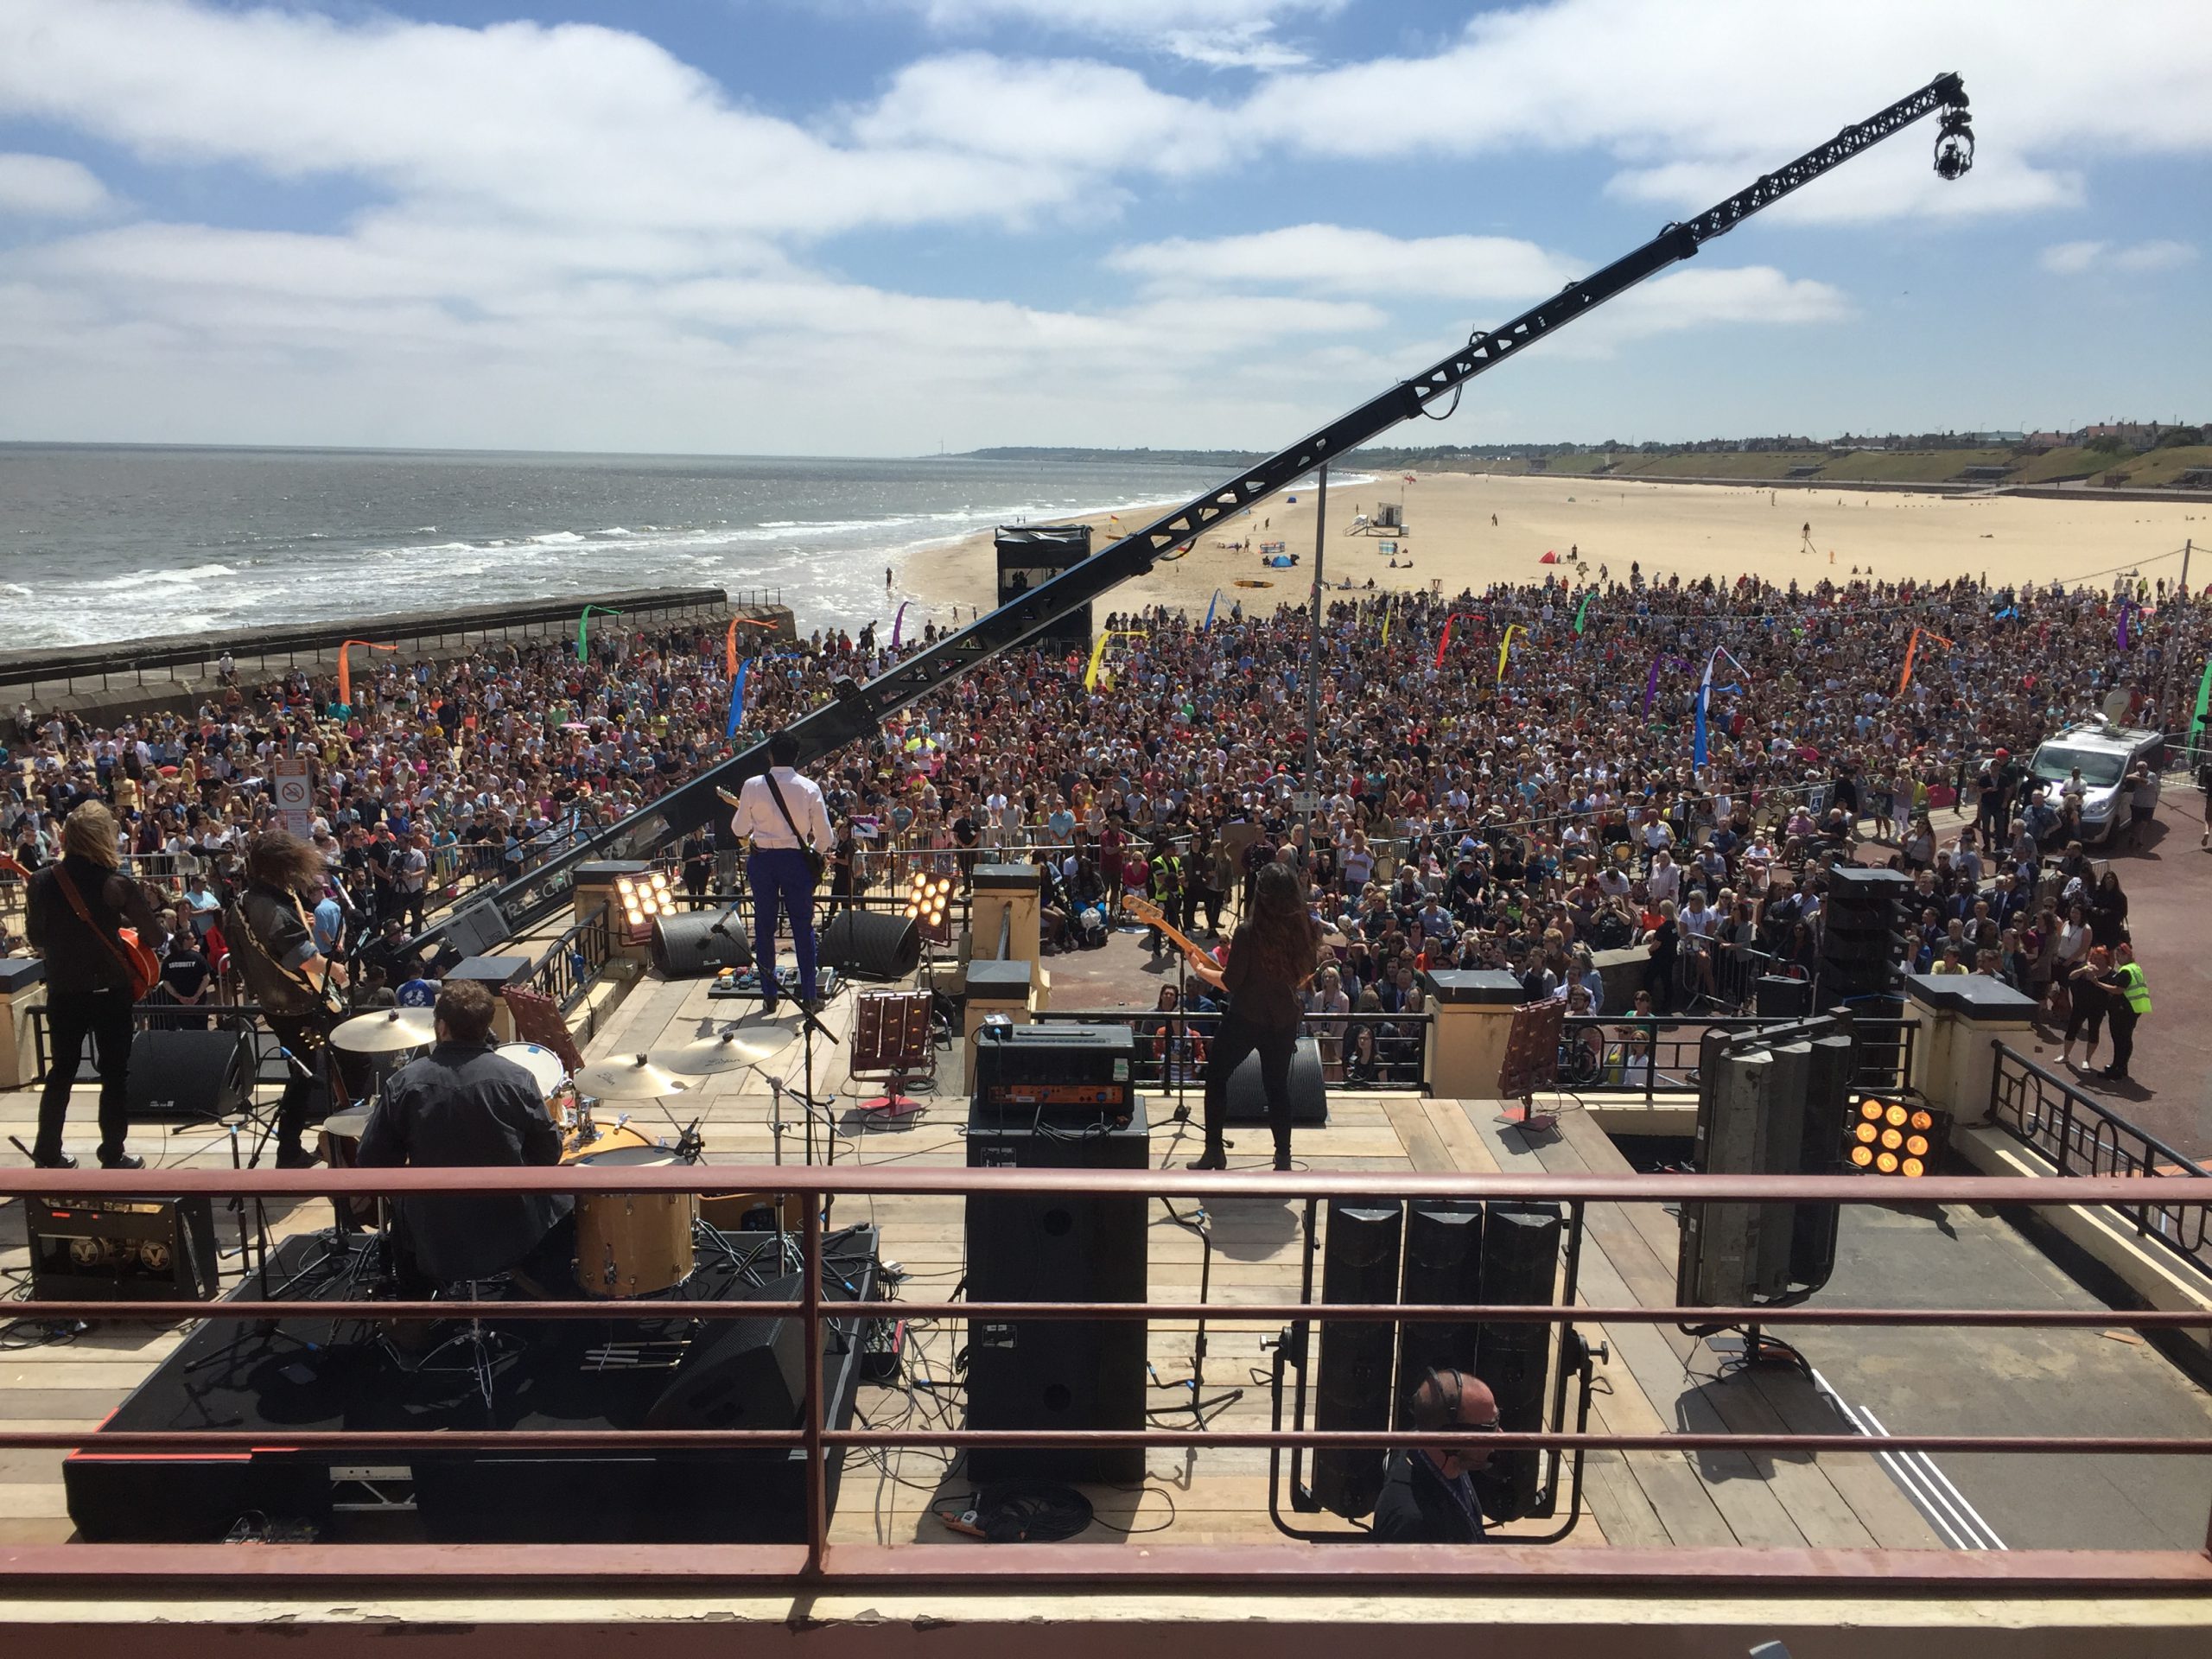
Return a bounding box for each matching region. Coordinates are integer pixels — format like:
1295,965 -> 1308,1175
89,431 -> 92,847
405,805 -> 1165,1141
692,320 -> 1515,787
81,562 -> 241,592
529,531 -> 584,545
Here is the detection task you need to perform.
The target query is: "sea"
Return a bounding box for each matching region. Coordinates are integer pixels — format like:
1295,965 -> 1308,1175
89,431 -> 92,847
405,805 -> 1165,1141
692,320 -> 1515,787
0,444 -> 1239,652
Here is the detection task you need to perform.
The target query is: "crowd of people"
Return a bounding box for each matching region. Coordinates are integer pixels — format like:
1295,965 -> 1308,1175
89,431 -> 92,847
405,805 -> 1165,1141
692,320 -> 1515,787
3,567 -> 2198,1092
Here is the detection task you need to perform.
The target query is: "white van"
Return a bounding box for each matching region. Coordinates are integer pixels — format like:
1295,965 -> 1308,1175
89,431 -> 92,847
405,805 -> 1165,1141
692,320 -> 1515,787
2026,722 -> 2165,843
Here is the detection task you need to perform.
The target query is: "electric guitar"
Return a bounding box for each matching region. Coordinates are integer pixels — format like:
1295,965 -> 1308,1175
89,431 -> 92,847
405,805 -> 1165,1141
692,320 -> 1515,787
1127,894 -> 1227,988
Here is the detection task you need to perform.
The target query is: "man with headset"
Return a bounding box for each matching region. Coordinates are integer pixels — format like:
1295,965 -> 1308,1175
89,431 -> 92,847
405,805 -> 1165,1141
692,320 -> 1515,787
1372,1367 -> 1502,1543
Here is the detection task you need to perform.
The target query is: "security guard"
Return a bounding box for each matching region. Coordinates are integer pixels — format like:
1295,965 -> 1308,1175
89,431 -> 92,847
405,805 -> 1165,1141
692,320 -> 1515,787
2101,940 -> 2151,1084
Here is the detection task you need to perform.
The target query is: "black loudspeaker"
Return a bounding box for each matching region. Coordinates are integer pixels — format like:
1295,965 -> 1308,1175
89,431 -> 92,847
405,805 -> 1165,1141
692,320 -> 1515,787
440,898 -> 512,960
1818,867 -> 1911,1010
1395,1199 -> 1484,1422
820,910 -> 921,982
1755,975 -> 1812,1019
1310,1199 -> 1402,1520
651,909 -> 753,978
964,1096 -> 1149,1483
1223,1033 -> 1329,1125
1473,1201 -> 1561,1522
645,1273 -> 808,1430
1778,1032 -> 1854,1288
126,1028 -> 251,1122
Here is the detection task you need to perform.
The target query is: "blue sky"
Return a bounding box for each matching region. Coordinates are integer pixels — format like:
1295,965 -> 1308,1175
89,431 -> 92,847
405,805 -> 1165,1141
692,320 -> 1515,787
1,0 -> 2207,455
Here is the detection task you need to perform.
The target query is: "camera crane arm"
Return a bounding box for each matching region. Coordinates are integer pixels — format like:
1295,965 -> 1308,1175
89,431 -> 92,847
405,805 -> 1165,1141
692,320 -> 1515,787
476,73 -> 1973,934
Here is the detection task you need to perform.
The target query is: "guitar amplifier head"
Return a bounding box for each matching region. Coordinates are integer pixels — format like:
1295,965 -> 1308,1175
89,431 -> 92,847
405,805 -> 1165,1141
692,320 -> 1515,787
970,1023 -> 1136,1128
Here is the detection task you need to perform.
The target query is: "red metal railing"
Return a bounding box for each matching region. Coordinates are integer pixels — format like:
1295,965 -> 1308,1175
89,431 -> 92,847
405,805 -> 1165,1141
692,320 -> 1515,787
2,1163 -> 2209,1592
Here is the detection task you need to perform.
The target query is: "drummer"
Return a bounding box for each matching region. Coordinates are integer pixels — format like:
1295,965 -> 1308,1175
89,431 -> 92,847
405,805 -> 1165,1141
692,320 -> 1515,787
357,980 -> 581,1298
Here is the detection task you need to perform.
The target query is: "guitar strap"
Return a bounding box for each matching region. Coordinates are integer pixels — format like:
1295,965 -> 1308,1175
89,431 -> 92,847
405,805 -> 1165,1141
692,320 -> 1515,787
50,862 -> 148,988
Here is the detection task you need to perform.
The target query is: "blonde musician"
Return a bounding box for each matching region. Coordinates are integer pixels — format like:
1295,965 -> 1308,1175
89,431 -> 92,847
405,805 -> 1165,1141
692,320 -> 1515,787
1190,861 -> 1320,1171
234,831 -> 350,1167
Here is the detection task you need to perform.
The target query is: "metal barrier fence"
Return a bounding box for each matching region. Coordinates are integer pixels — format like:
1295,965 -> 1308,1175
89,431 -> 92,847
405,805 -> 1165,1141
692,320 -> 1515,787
1989,1041 -> 2212,1281
0,1162 -> 2206,1592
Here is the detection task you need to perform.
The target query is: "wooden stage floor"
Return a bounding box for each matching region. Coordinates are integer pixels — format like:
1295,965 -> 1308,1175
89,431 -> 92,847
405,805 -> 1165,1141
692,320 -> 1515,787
5,968 -> 2209,1553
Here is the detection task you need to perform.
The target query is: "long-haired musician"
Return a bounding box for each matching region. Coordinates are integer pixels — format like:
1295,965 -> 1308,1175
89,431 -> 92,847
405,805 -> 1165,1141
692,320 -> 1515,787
22,802 -> 168,1169
1192,859 -> 1321,1172
232,830 -> 350,1167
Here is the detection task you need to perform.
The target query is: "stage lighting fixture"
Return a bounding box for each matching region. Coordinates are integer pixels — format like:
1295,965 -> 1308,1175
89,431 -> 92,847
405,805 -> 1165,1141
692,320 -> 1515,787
615,871 -> 676,944
903,871 -> 955,945
1851,1099 -> 1948,1179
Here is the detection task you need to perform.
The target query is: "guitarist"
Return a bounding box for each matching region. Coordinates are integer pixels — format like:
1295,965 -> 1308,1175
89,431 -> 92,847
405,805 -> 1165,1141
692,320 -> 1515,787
229,830 -> 351,1168
22,802 -> 168,1170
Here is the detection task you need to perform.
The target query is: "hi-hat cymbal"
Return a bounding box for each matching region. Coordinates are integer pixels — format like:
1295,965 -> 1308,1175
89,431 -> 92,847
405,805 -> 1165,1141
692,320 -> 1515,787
574,1053 -> 696,1100
653,1027 -> 791,1074
328,1007 -> 437,1054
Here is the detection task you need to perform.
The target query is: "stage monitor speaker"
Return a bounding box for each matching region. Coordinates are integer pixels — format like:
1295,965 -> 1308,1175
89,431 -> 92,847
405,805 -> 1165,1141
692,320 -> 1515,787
1395,1198 -> 1484,1422
126,1028 -> 251,1122
28,1194 -> 219,1301
440,898 -> 512,961
1310,1198 -> 1402,1520
1473,1200 -> 1561,1522
651,909 -> 753,978
645,1272 -> 809,1431
1222,1033 -> 1329,1125
964,1096 -> 1149,1484
821,910 -> 921,982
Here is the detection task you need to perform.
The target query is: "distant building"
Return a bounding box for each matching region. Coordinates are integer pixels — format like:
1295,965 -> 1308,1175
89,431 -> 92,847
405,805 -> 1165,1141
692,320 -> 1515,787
2022,431 -> 2068,452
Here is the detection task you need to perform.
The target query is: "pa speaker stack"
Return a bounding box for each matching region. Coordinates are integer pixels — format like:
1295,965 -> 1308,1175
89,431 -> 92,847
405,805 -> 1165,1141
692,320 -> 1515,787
1817,867 -> 1912,1011
1471,1202 -> 1564,1522
964,1026 -> 1147,1483
1310,1200 -> 1402,1520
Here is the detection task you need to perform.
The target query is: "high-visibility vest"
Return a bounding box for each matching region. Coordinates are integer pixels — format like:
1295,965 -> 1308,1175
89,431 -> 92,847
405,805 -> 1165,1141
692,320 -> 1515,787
2116,963 -> 2152,1015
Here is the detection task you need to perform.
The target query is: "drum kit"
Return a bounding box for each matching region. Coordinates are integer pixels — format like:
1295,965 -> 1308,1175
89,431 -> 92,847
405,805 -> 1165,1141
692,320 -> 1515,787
322,1004 -> 797,1302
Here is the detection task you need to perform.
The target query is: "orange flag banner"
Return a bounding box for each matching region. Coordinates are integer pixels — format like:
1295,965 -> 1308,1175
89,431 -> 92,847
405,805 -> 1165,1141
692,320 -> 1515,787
1895,627 -> 1954,698
337,640 -> 397,709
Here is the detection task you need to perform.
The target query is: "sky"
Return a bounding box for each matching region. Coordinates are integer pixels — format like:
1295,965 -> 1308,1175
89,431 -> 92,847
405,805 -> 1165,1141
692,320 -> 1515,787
1,0 -> 2208,457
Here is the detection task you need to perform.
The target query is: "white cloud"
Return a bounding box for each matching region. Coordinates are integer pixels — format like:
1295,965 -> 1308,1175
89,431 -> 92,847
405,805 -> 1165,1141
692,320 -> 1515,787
0,153 -> 112,217
1109,224 -> 1581,300
2041,237 -> 2197,274
879,1 -> 1341,67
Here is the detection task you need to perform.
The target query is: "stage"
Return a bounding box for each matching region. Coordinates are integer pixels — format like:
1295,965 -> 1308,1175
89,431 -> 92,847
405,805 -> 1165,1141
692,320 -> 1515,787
1,963 -> 2209,1553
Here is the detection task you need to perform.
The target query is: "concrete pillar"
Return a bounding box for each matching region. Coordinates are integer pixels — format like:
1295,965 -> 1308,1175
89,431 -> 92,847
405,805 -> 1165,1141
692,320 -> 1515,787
447,955 -> 532,1043
963,957 -> 1034,1083
969,863 -> 1041,971
574,859 -> 654,967
1903,973 -> 2037,1127
1420,969 -> 1525,1099
0,957 -> 47,1090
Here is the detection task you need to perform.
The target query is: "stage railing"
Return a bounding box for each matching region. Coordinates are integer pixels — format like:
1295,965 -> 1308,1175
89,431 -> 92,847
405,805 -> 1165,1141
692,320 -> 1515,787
0,1164 -> 2207,1592
1033,1005 -> 1432,1098
522,903 -> 613,1019
1557,1014 -> 1914,1102
1989,1040 -> 2212,1282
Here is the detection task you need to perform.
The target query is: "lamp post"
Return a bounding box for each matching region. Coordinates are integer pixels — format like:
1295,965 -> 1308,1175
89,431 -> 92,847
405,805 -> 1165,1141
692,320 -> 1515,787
1304,463 -> 1328,798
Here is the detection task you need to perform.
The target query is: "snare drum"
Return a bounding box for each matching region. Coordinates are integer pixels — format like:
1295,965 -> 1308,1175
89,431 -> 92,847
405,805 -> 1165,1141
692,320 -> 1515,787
318,1109 -> 377,1231
572,1143 -> 696,1297
494,1041 -> 567,1099
559,1118 -> 658,1165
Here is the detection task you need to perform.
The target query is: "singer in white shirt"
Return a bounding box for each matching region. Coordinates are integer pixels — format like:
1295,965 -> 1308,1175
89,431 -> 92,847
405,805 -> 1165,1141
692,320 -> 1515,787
722,731 -> 833,1013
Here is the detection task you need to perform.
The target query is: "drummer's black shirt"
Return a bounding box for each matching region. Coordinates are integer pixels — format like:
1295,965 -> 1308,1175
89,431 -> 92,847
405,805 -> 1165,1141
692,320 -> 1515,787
359,1040 -> 567,1283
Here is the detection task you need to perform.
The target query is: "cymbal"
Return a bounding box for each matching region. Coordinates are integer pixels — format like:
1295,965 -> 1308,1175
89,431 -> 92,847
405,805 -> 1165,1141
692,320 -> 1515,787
574,1053 -> 696,1100
653,1027 -> 791,1073
329,1007 -> 437,1054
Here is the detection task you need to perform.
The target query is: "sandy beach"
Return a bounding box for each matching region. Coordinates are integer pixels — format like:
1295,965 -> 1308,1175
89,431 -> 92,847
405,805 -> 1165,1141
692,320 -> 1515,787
897,471 -> 2210,626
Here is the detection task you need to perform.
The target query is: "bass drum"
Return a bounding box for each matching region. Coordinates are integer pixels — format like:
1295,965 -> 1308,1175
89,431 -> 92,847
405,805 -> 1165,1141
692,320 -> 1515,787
572,1144 -> 696,1298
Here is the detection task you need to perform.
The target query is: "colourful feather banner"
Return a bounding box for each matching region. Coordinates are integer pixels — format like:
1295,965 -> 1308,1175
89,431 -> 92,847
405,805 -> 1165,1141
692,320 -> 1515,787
891,600 -> 912,650
1495,623 -> 1528,685
1574,593 -> 1592,634
336,640 -> 396,710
